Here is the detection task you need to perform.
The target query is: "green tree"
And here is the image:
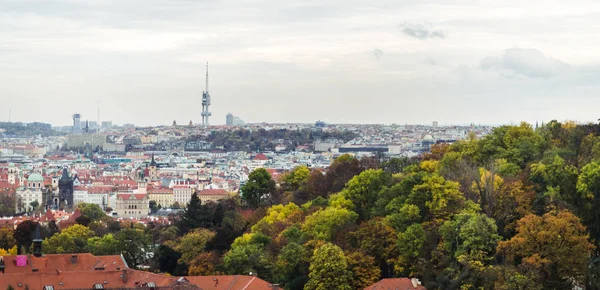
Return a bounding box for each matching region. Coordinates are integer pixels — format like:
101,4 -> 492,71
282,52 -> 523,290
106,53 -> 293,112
407,174 -> 466,222
304,243 -> 352,290
87,233 -> 119,255
283,166 -> 311,191
42,224 -> 92,254
241,168 -> 276,208
175,228 -> 216,264
342,169 -> 390,221
77,203 -> 106,220
274,242 -> 309,289
115,228 -> 152,268
577,161 -> 600,243
302,207 -> 358,241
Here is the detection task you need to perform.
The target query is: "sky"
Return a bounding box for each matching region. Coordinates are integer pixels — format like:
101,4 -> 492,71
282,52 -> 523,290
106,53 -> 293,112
1,0 -> 600,126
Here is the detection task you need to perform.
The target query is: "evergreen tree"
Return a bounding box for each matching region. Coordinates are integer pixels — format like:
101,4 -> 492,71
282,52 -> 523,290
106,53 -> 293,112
179,192 -> 203,232
213,202 -> 225,227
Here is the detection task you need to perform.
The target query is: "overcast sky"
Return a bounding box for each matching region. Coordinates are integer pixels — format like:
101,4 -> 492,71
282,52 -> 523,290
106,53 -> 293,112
1,0 -> 600,126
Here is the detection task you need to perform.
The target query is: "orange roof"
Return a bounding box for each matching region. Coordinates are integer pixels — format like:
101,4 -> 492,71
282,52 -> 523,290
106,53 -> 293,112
253,153 -> 268,161
365,278 -> 427,290
198,189 -> 228,196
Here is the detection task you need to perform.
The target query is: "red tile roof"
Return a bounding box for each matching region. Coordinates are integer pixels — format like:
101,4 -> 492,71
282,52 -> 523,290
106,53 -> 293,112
365,278 -> 427,290
253,153 -> 268,161
198,189 -> 228,196
0,253 -> 272,290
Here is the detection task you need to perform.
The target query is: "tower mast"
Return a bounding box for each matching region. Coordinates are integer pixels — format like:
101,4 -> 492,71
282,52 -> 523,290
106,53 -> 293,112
201,62 -> 212,126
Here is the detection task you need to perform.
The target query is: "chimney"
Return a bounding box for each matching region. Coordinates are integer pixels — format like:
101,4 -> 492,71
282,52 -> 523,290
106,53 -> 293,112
0,256 -> 5,274
122,269 -> 128,283
70,255 -> 78,264
411,278 -> 421,288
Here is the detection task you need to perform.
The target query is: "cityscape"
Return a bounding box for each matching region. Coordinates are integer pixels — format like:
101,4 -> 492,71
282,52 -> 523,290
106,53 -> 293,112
1,1 -> 600,290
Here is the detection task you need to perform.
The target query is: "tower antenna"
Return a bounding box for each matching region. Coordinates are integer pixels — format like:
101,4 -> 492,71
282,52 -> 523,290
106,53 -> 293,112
205,62 -> 209,92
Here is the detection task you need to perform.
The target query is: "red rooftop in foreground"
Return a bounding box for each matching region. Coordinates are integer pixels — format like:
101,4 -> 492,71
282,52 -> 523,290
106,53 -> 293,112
0,252 -> 272,290
365,278 -> 427,290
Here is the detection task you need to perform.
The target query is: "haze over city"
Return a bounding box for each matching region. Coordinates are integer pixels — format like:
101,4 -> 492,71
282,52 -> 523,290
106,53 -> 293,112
2,0 -> 600,126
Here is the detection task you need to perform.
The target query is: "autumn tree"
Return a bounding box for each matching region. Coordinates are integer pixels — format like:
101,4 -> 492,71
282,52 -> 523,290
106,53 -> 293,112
497,211 -> 593,289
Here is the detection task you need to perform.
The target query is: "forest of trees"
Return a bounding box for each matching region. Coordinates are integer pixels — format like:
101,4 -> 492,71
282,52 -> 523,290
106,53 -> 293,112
6,120 -> 600,289
189,128 -> 357,152
0,122 -> 62,137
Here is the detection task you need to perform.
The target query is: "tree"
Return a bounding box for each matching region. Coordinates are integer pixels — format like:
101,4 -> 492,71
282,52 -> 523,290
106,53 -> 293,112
273,242 -> 309,289
348,218 -> 398,278
87,234 -> 119,256
175,228 -> 216,264
188,251 -> 221,276
241,168 -> 276,208
149,200 -> 158,214
43,224 -> 92,254
408,174 -> 466,222
302,207 -> 358,241
29,200 -> 39,211
342,169 -> 390,221
577,161 -> 600,244
283,166 -> 311,191
304,243 -> 352,290
153,245 -> 187,276
497,210 -> 593,288
114,228 -> 152,268
14,220 -> 39,252
0,228 -> 16,250
179,192 -> 203,232
346,251 -> 381,289
77,203 -> 106,220
325,154 -> 363,194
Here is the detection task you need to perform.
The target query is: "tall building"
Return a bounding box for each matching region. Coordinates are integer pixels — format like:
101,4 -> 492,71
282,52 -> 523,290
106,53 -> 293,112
201,62 -> 212,126
72,113 -> 81,134
226,113 -> 234,126
432,121 -> 439,127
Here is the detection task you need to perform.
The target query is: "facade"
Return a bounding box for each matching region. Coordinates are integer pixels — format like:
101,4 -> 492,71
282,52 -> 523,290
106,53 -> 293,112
149,188 -> 174,207
15,173 -> 44,212
173,186 -> 193,206
197,189 -> 229,203
67,134 -> 107,150
115,193 -> 149,218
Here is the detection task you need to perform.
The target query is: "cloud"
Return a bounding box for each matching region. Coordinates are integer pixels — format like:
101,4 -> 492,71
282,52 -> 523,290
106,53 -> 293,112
401,23 -> 447,40
372,48 -> 384,59
480,48 -> 569,78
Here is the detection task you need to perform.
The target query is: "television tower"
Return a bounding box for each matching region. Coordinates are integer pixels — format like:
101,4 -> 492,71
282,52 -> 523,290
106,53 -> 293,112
201,62 -> 212,126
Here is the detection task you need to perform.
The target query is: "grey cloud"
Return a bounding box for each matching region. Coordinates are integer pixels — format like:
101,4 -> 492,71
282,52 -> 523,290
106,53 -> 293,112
481,48 -> 570,78
372,48 -> 384,59
401,23 -> 447,40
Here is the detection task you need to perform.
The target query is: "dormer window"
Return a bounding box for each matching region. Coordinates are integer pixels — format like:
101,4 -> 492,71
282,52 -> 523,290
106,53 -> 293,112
43,286 -> 54,290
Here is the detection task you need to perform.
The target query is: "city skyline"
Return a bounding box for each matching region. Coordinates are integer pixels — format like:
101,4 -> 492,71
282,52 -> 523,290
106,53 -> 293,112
2,0 -> 600,126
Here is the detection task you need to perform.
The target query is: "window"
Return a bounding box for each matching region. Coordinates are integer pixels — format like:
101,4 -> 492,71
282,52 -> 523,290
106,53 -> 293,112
93,284 -> 104,289
43,286 -> 54,290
